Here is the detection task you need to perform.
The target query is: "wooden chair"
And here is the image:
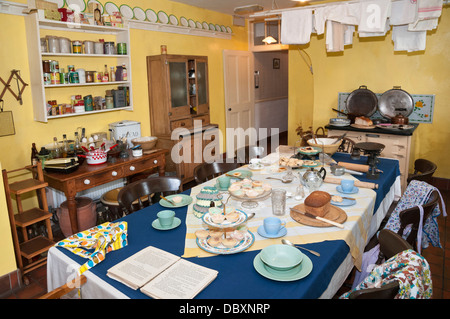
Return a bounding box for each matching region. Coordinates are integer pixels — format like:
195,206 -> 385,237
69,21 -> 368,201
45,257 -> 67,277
117,176 -> 182,215
235,145 -> 265,164
407,159 -> 437,184
327,136 -> 356,154
194,162 -> 240,184
349,229 -> 412,299
39,275 -> 87,299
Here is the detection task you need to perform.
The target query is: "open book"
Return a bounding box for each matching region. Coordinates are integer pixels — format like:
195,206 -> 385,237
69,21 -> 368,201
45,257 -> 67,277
107,246 -> 218,299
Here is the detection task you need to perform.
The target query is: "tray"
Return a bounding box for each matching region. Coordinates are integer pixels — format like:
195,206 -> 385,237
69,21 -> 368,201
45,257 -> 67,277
196,231 -> 255,255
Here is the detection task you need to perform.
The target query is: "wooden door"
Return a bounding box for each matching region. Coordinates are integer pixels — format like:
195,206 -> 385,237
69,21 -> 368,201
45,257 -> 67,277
223,50 -> 255,159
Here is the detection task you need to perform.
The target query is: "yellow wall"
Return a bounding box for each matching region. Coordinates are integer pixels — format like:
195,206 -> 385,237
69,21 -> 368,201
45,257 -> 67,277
0,0 -> 248,277
288,8 -> 450,178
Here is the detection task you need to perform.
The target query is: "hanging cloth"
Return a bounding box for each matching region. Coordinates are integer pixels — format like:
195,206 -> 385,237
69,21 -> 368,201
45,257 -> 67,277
55,221 -> 128,275
358,0 -> 391,33
281,9 -> 313,44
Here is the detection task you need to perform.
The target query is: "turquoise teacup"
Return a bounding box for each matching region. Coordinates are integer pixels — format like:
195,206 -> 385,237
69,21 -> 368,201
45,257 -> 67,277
157,210 -> 175,227
218,175 -> 231,189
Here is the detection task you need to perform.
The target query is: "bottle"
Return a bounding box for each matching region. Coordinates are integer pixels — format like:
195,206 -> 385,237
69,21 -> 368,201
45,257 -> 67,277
103,64 -> 109,82
74,131 -> 82,154
122,63 -> 127,81
62,134 -> 69,157
52,137 -> 61,159
31,143 -> 39,165
110,66 -> 116,81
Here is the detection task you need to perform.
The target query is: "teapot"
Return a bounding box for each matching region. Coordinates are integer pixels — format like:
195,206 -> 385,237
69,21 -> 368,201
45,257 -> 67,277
299,167 -> 327,191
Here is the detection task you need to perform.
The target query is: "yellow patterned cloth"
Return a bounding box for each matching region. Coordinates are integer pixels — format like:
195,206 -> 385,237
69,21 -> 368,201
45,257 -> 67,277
55,221 -> 128,275
182,159 -> 385,271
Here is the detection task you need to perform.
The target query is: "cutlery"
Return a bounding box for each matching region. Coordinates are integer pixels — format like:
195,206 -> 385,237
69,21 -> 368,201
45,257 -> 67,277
281,239 -> 320,257
266,177 -> 293,184
160,195 -> 175,206
289,207 -> 345,229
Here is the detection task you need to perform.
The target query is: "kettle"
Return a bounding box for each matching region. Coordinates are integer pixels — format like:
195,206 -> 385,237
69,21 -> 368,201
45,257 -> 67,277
299,167 -> 327,191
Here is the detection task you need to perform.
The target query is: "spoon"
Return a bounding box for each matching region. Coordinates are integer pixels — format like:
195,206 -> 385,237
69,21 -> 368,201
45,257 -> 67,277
281,239 -> 321,257
266,177 -> 293,184
247,212 -> 255,220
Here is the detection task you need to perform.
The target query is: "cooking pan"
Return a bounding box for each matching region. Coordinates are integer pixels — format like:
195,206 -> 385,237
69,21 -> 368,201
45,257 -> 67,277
345,85 -> 378,118
378,86 -> 414,120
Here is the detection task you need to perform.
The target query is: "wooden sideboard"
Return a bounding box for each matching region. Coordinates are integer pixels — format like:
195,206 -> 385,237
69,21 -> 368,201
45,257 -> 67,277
43,149 -> 168,234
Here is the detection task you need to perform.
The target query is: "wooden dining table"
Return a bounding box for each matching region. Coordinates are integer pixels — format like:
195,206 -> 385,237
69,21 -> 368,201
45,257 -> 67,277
46,151 -> 401,299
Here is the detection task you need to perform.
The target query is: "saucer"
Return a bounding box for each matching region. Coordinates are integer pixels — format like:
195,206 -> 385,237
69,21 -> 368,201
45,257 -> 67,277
336,185 -> 359,194
152,217 -> 181,230
257,225 -> 287,238
331,196 -> 356,207
159,194 -> 193,208
253,253 -> 313,282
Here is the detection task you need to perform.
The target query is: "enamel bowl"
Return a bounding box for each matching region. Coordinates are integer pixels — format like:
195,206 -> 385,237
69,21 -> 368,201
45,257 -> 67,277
260,244 -> 303,271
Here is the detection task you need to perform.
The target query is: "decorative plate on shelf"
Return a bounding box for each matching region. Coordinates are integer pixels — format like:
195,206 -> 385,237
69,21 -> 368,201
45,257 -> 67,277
209,23 -> 215,31
48,0 -> 66,8
146,9 -> 158,22
221,25 -> 227,32
226,26 -> 232,33
66,0 -> 86,12
157,10 -> 169,24
180,16 -> 189,27
119,4 -> 134,19
196,21 -> 202,29
104,1 -> 119,15
188,19 -> 196,28
133,7 -> 146,21
169,14 -> 178,25
202,21 -> 209,29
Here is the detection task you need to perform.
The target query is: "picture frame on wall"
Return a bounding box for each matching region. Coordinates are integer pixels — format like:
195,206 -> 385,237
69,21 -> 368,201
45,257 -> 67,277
273,58 -> 280,69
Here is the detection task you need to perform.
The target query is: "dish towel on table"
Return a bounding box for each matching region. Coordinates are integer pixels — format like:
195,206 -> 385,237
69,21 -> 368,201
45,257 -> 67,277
281,9 -> 313,45
358,0 -> 391,33
392,25 -> 427,52
55,221 -> 128,275
341,249 -> 433,299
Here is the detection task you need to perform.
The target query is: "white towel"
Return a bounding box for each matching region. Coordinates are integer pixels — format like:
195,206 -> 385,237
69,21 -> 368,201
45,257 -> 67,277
358,19 -> 390,37
392,25 -> 427,52
409,18 -> 439,31
281,9 -> 313,45
344,25 -> 355,45
314,3 -> 360,35
326,20 -> 345,52
416,0 -> 443,20
359,0 -> 391,33
390,0 -> 417,25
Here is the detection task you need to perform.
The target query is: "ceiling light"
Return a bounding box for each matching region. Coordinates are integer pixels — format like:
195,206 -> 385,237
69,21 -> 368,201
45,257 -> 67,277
262,36 -> 277,44
234,4 -> 264,15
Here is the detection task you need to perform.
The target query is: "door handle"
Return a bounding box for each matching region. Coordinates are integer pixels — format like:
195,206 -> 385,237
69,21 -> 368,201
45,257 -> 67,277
228,108 -> 232,111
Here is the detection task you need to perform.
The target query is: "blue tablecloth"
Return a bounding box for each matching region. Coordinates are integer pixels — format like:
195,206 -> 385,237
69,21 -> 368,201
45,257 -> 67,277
55,153 -> 400,299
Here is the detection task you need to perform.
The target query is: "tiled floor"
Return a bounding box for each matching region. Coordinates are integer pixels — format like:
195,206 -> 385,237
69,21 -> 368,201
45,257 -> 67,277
3,188 -> 448,299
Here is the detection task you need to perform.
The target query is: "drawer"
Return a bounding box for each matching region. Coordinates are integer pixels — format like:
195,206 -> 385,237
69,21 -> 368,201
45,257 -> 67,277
365,133 -> 408,159
123,156 -> 164,176
75,167 -> 124,190
193,114 -> 210,126
171,118 -> 192,130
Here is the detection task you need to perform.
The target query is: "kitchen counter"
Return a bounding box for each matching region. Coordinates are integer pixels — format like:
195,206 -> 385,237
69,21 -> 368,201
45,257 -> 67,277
325,123 -> 419,136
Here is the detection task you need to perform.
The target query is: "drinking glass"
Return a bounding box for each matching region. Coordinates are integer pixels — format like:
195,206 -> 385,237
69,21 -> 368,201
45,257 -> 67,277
271,189 -> 286,216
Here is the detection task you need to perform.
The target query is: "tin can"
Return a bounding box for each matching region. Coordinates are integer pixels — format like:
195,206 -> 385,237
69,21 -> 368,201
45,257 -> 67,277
93,71 -> 101,83
50,60 -> 59,72
50,72 -> 60,84
67,65 -> 75,72
104,42 -> 115,54
105,95 -> 114,109
69,71 -> 79,84
84,95 -> 93,111
42,60 -> 51,73
59,72 -> 67,84
117,43 -> 127,55
43,73 -> 51,85
86,71 -> 94,83
72,40 -> 82,54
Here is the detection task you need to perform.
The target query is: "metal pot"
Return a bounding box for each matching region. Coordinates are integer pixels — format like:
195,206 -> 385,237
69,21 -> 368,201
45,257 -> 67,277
299,167 -> 327,191
391,113 -> 409,124
345,85 -> 378,119
378,86 -> 414,120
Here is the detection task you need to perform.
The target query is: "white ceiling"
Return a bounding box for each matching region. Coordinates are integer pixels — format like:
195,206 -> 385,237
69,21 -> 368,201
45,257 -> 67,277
169,0 -> 307,15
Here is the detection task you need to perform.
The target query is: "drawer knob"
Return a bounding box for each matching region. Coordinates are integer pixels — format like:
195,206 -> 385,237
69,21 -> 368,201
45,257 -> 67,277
129,166 -> 135,171
84,179 -> 90,185
154,160 -> 158,164
112,171 -> 118,176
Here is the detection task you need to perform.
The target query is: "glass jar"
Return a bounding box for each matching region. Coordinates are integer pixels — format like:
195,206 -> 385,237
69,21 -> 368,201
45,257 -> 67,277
105,95 -> 114,109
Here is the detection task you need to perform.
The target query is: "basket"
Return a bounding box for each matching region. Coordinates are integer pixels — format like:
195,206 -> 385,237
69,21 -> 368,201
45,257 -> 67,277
307,138 -> 341,155
131,136 -> 158,151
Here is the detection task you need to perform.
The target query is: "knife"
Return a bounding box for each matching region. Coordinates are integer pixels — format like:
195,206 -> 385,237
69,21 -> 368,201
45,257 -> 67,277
290,207 -> 345,229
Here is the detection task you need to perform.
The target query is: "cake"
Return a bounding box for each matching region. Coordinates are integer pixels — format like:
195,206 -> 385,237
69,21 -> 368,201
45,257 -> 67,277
331,195 -> 343,203
355,116 -> 373,126
304,191 -> 332,217
193,186 -> 223,218
222,237 -> 237,248
195,229 -> 210,239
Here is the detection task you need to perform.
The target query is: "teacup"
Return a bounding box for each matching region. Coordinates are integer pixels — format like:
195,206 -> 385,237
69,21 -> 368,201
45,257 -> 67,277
263,217 -> 286,235
218,175 -> 231,189
157,210 -> 175,227
341,179 -> 355,192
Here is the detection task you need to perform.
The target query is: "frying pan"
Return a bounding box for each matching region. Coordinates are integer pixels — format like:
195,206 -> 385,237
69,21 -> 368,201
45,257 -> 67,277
378,86 -> 414,119
345,85 -> 378,117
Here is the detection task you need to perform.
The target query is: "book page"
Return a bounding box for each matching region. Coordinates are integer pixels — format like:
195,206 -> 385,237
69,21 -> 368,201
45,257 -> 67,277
107,246 -> 180,290
141,259 -> 218,299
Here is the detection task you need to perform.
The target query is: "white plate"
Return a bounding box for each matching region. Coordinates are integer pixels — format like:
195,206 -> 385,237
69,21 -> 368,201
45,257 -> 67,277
209,23 -> 215,31
180,16 -> 188,27
202,21 -> 209,29
104,1 -> 119,15
146,9 -> 157,23
133,7 -> 146,21
168,14 -> 178,25
196,21 -> 202,29
66,0 -> 86,12
87,0 -> 103,14
157,10 -> 169,24
215,24 -> 221,31
202,209 -> 248,228
119,4 -> 133,19
47,0 -> 65,8
221,25 -> 227,32
188,19 -> 196,28
227,26 -> 232,33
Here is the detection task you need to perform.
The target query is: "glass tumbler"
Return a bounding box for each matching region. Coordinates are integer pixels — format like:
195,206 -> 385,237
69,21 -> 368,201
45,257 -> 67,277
271,189 -> 286,216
